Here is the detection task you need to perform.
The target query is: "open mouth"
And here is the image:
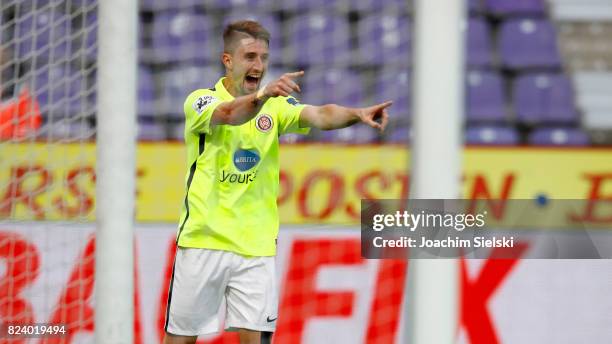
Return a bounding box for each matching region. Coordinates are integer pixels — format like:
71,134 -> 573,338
244,75 -> 260,88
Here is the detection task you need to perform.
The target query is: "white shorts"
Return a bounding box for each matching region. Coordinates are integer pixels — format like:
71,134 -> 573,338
164,247 -> 278,336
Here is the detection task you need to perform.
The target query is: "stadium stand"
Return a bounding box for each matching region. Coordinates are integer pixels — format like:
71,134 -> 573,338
550,0 -> 612,143
465,125 -> 520,145
1,0 -> 604,145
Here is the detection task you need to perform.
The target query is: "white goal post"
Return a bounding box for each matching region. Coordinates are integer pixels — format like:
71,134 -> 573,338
95,0 -> 138,342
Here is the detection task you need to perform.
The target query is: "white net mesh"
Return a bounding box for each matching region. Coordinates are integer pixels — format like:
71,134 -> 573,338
0,1 -> 97,342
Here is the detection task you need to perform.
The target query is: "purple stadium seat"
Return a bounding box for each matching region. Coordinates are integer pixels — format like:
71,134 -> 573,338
499,18 -> 561,69
161,65 -> 222,118
169,122 -> 185,141
467,17 -> 493,67
151,12 -> 215,63
15,9 -> 70,62
278,0 -> 347,12
357,14 -> 411,67
138,120 -> 167,141
14,0 -> 64,9
140,0 -> 203,11
68,0 -> 97,8
386,125 -> 411,143
319,125 -> 379,144
203,0 -> 275,11
528,127 -> 590,146
349,0 -> 410,13
469,0 -> 483,12
466,70 -> 506,122
279,133 -> 307,144
376,67 -> 411,121
485,0 -> 545,16
221,12 -> 282,65
44,119 -> 94,141
513,73 -> 578,124
466,125 -> 519,145
284,14 -> 351,66
138,66 -> 156,117
72,9 -> 98,63
302,68 -> 364,107
29,64 -> 87,118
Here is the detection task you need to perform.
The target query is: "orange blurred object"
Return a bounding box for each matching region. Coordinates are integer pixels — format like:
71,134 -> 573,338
0,88 -> 42,140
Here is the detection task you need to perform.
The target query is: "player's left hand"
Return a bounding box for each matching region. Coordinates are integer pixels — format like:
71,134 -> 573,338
358,101 -> 392,132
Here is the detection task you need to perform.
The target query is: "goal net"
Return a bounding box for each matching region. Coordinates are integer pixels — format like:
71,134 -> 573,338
0,0 -> 99,342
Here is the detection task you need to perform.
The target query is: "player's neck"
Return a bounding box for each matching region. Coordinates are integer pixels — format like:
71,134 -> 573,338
222,77 -> 239,97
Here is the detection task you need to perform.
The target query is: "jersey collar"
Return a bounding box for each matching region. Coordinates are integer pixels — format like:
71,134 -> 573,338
216,77 -> 235,100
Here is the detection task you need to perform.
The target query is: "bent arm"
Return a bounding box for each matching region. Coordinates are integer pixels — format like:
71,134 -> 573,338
211,71 -> 304,127
211,93 -> 267,126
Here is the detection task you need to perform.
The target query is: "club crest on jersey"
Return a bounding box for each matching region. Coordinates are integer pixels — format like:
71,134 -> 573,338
192,95 -> 216,115
233,148 -> 260,171
255,114 -> 273,133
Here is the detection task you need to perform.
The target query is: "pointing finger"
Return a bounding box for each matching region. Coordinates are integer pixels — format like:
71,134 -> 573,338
375,100 -> 393,111
285,71 -> 305,79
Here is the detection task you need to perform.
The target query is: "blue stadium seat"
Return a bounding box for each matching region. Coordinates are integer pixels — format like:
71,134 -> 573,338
302,68 -> 364,107
151,12 -> 215,64
357,14 -> 411,67
499,18 -> 561,69
528,127 -> 589,146
161,65 -> 222,118
466,70 -> 506,122
485,0 -> 545,16
513,73 -> 578,125
466,125 -> 519,145
221,12 -> 282,65
284,14 -> 351,67
467,17 -> 493,67
15,9 -> 70,63
375,67 -> 411,121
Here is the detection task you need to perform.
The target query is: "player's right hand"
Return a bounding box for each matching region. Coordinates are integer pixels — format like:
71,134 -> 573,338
262,71 -> 304,98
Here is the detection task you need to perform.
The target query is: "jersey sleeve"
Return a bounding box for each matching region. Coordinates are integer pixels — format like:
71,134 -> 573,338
275,96 -> 310,135
183,89 -> 222,134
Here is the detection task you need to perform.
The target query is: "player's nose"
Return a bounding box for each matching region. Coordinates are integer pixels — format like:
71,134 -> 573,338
252,56 -> 265,72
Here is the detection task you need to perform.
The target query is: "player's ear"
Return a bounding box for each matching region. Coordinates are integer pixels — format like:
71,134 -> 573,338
222,52 -> 232,70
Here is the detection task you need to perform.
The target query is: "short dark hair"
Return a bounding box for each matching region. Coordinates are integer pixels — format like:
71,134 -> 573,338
223,20 -> 270,53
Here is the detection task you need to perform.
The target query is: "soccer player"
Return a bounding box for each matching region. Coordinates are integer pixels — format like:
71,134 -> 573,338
163,20 -> 391,344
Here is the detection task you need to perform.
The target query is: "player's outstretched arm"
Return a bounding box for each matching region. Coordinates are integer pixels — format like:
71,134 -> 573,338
211,71 -> 304,126
299,100 -> 392,132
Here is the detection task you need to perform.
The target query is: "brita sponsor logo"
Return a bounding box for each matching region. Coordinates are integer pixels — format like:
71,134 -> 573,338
233,149 -> 260,171
219,149 -> 260,185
